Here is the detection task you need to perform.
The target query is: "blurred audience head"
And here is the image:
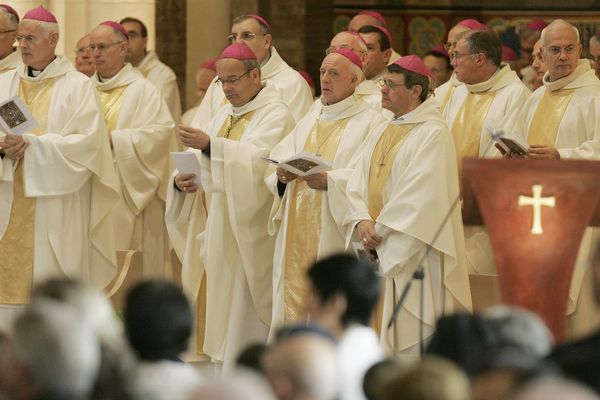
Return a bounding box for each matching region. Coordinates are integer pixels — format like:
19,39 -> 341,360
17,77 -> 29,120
362,358 -> 400,400
4,300 -> 100,400
509,376 -> 600,400
380,356 -> 470,400
263,330 -> 338,400
483,305 -> 553,358
307,254 -> 379,338
124,280 -> 192,361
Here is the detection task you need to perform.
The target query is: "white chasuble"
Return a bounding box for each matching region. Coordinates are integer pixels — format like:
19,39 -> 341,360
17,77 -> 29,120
94,63 -> 177,279
267,95 -> 386,337
344,97 -> 472,358
136,51 -> 182,123
170,84 -> 294,370
0,57 -> 119,331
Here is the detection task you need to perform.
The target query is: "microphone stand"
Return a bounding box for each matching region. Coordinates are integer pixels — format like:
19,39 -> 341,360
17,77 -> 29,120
385,129 -> 505,356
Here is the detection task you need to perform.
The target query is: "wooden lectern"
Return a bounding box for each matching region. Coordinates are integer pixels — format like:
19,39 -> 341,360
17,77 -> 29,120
462,158 -> 600,342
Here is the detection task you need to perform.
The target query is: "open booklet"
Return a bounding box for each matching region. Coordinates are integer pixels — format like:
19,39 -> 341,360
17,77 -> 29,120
262,151 -> 332,177
0,96 -> 39,136
484,124 -> 528,157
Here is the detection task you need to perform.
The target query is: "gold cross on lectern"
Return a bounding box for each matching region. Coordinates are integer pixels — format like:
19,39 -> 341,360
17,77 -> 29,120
518,185 -> 556,235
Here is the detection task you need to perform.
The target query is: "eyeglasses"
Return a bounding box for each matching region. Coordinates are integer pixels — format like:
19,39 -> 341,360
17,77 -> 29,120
546,45 -> 578,56
0,29 -> 15,35
216,70 -> 251,86
325,44 -> 365,56
378,78 -> 406,90
444,42 -> 453,51
226,31 -> 261,44
75,46 -> 92,55
451,51 -> 480,60
16,34 -> 38,45
89,41 -> 125,53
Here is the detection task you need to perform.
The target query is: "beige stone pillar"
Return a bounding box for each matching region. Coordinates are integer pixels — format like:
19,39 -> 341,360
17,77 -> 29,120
184,0 -> 230,110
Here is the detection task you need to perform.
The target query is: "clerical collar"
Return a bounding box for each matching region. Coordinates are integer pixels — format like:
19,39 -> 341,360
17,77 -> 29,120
319,94 -> 357,121
464,66 -> 502,93
27,56 -> 57,77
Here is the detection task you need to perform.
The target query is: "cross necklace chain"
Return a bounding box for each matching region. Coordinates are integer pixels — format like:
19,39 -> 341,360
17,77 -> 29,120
224,114 -> 245,139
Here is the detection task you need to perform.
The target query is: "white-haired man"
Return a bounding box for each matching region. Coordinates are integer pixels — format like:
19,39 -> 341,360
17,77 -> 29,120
90,21 -> 176,279
0,6 -> 118,332
268,48 -> 386,334
513,19 -> 600,337
0,4 -> 19,74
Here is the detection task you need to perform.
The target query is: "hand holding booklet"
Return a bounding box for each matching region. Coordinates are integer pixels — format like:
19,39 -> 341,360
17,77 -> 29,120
484,124 -> 528,157
170,152 -> 202,187
0,96 -> 39,136
262,151 -> 332,177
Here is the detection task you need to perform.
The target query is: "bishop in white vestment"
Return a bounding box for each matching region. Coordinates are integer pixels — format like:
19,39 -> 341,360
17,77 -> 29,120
344,56 -> 472,358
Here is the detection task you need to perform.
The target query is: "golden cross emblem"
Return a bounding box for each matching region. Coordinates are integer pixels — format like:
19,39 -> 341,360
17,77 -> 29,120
518,184 -> 556,235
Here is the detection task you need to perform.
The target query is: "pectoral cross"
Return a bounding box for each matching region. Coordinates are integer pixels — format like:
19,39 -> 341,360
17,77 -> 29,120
518,184 -> 555,235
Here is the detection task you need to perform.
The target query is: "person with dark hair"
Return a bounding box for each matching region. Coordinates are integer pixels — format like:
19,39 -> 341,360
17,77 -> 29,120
124,280 -> 202,400
119,16 -> 181,121
358,25 -> 392,81
0,4 -> 19,73
307,254 -> 383,400
424,46 -> 452,88
443,28 -> 530,285
344,55 -> 471,360
347,10 -> 401,63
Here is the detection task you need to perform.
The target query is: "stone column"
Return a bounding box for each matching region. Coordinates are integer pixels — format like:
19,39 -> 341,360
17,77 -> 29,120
185,0 -> 230,110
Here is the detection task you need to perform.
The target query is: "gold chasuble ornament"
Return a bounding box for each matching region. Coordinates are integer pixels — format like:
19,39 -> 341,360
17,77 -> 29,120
527,89 -> 575,146
368,124 -> 416,220
0,79 -> 54,304
451,91 -> 496,184
96,86 -> 128,133
439,85 -> 456,114
216,111 -> 256,141
283,118 -> 349,321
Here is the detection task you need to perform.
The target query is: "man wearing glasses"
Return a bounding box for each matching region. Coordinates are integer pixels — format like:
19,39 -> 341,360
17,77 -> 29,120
192,14 -> 312,130
267,48 -> 385,337
120,16 -> 181,123
168,43 -> 294,372
435,19 -> 485,113
443,29 -> 529,279
0,7 -> 119,331
74,34 -> 94,77
344,56 -> 471,358
90,21 -> 177,280
0,4 -> 18,74
513,20 -> 600,337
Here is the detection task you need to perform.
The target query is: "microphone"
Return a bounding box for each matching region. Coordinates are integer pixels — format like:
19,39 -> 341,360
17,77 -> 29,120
385,126 -> 504,354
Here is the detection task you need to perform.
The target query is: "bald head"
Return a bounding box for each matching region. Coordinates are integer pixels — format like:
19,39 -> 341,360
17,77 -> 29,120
348,14 -> 383,32
445,24 -> 472,55
329,31 -> 368,71
75,35 -> 94,77
264,334 -> 338,400
540,19 -> 582,81
320,52 -> 361,105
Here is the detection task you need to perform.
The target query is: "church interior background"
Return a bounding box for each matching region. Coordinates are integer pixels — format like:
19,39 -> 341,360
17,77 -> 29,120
9,0 -> 600,116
